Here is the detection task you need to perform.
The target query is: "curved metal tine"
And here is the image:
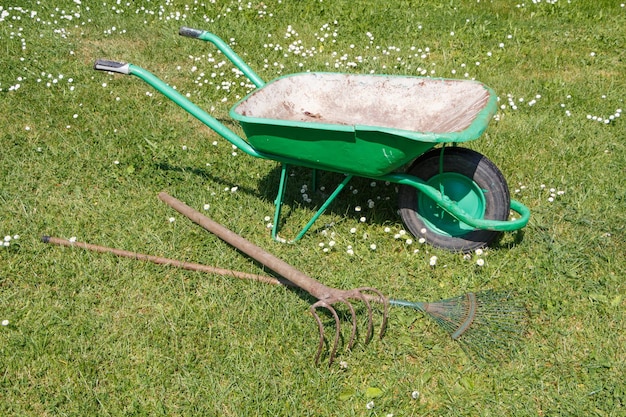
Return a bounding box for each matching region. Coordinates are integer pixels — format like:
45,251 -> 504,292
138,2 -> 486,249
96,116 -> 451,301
352,291 -> 374,344
357,287 -> 389,339
310,305 -> 326,366
310,301 -> 341,366
334,298 -> 358,350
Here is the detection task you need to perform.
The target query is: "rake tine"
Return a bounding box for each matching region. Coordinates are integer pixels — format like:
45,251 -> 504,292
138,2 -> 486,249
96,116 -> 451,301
364,287 -> 389,339
310,305 -> 326,366
335,299 -> 358,351
310,301 -> 341,366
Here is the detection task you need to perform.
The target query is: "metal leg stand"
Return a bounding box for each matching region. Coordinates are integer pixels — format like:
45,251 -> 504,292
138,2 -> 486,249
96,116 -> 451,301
272,166 -> 353,242
271,163 -> 290,241
292,174 -> 353,242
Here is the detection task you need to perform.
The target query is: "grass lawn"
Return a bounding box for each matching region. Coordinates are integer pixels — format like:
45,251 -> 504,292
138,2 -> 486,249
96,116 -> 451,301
1,0 -> 625,415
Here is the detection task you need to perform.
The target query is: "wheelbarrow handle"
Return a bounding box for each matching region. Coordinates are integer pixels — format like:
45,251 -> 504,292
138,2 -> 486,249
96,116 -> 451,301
94,59 -> 130,75
179,26 -> 204,39
177,26 -> 265,89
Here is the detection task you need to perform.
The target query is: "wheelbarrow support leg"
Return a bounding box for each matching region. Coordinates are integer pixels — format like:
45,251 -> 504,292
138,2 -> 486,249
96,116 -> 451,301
272,164 -> 290,242
271,166 -> 353,242
311,169 -> 318,194
293,174 -> 353,241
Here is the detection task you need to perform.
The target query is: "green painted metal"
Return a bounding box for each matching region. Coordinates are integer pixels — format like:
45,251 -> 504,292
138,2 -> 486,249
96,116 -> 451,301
124,65 -> 353,172
293,174 -> 353,242
388,298 -> 427,311
271,163 -> 354,242
229,120 -> 438,177
418,172 -> 488,237
451,293 -> 477,340
380,171 -> 530,232
127,64 -> 266,159
192,31 -> 266,89
271,164 -> 290,242
229,72 -> 498,177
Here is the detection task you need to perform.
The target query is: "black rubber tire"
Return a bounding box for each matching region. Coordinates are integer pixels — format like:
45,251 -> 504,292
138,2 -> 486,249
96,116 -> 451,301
398,147 -> 510,252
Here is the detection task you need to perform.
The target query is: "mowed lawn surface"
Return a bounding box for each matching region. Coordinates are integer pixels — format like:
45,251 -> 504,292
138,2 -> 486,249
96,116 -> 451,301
1,1 -> 625,415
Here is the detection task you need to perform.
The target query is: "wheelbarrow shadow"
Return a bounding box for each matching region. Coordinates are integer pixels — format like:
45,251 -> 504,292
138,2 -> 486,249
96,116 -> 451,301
155,161 -> 525,250
155,161 -> 262,200
257,164 -> 402,234
155,160 -> 401,236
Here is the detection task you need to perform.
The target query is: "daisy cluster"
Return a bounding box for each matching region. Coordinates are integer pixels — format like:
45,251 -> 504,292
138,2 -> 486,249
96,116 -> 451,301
362,388 -> 421,414
0,5 -> 80,93
587,108 -> 622,125
514,183 -> 566,204
301,181 -> 426,256
260,20 -> 435,75
516,0 -> 560,6
314,204 -> 429,258
463,248 -> 487,267
503,93 -> 543,111
2,234 -> 19,248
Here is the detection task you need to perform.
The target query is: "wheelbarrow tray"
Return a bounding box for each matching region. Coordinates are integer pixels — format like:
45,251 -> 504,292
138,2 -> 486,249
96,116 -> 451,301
230,72 -> 497,177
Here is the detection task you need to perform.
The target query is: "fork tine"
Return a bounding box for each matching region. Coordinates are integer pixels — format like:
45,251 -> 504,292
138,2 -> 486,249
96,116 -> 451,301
310,301 -> 342,366
353,291 -> 374,344
335,299 -> 358,350
310,304 -> 326,366
357,287 -> 389,340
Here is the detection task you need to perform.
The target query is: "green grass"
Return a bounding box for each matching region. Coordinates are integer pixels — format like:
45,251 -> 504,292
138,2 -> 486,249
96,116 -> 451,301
1,0 -> 625,415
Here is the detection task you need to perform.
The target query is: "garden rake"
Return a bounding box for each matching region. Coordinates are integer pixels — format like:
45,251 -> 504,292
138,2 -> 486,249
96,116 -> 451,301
43,192 -> 528,365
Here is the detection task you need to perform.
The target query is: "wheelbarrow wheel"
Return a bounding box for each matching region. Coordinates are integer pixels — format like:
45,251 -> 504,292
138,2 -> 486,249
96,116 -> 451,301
398,147 -> 510,252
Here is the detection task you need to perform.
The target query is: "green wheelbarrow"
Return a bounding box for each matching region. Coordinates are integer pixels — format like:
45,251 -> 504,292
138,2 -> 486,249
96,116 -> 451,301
94,27 -> 530,251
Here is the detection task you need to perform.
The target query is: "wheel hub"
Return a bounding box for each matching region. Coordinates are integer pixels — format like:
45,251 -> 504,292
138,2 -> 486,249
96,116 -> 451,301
417,173 -> 487,237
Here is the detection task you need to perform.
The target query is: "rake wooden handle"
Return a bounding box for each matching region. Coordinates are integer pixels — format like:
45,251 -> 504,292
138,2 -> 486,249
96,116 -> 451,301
158,192 -> 338,301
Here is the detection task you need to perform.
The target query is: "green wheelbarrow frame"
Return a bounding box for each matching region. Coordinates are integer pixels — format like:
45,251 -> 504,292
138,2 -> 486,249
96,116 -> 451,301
94,27 -> 530,244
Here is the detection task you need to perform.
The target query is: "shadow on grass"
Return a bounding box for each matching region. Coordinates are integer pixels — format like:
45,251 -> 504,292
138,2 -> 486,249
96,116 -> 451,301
155,160 -> 400,229
491,229 -> 526,251
155,160 -> 526,250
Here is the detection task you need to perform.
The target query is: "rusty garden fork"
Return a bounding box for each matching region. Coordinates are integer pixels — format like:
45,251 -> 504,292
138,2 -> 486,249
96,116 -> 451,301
158,192 -> 388,366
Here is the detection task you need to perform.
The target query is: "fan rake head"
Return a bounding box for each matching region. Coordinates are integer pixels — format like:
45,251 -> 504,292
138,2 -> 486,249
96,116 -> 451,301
412,290 -> 529,361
